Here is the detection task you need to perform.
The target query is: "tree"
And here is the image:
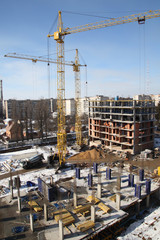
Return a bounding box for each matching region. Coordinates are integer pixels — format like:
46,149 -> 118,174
11,100 -> 21,142
24,100 -> 33,140
35,99 -> 50,139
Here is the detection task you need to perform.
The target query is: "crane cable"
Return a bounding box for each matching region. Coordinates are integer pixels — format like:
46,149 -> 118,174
138,19 -> 146,95
62,10 -> 114,19
47,14 -> 58,99
47,37 -> 51,99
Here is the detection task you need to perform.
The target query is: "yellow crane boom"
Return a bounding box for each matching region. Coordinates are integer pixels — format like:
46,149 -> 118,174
48,9 -> 160,165
49,10 -> 160,38
4,53 -> 86,67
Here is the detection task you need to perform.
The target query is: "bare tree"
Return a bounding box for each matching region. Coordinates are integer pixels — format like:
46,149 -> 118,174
11,100 -> 21,142
35,99 -> 50,139
23,100 -> 33,140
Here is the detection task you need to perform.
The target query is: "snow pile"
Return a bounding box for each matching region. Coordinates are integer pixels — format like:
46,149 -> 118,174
118,207 -> 160,240
0,146 -> 55,174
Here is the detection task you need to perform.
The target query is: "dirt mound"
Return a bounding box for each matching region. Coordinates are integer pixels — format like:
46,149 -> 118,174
69,149 -> 101,161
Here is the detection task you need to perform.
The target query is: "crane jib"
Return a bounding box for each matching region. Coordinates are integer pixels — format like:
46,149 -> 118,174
62,10 -> 160,35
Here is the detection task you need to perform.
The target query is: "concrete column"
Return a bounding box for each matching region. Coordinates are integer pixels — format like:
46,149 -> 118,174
146,195 -> 150,208
97,183 -> 102,198
73,192 -> 77,208
10,185 -> 14,199
50,176 -> 53,185
59,219 -> 64,240
16,176 -> 21,198
44,203 -> 48,221
30,213 -> 34,232
116,192 -> 121,210
91,205 -> 95,223
117,176 -> 121,191
17,197 -> 21,213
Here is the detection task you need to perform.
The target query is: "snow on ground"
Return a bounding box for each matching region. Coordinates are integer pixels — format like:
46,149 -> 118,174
0,145 -> 77,173
0,147 -> 40,173
118,207 -> 160,240
0,163 -> 76,198
2,146 -> 160,239
0,145 -> 78,197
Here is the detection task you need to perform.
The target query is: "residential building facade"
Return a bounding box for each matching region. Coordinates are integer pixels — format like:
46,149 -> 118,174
89,97 -> 155,154
4,98 -> 56,120
65,98 -> 75,116
150,94 -> 160,106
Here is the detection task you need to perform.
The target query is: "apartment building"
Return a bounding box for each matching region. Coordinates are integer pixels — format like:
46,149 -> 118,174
4,98 -> 56,120
89,97 -> 155,154
65,98 -> 75,116
150,94 -> 160,106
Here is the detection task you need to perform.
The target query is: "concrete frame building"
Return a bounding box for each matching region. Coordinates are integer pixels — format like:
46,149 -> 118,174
89,98 -> 155,154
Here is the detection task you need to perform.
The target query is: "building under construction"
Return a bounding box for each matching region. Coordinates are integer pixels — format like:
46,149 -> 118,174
89,97 -> 155,154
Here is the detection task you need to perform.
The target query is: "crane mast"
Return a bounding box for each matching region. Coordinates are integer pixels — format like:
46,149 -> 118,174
48,9 -> 160,164
73,49 -> 82,146
56,11 -> 66,165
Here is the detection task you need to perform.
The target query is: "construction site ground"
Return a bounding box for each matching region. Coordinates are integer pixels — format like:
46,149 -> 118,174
0,146 -> 160,240
67,147 -> 160,173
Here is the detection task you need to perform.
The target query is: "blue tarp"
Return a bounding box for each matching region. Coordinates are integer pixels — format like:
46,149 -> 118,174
27,181 -> 36,187
12,226 -> 25,233
54,203 -> 65,209
25,213 -> 38,221
21,195 -> 29,202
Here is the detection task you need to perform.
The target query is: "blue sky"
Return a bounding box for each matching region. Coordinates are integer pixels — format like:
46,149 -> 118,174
0,0 -> 160,100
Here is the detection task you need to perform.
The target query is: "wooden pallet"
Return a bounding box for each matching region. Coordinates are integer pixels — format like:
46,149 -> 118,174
62,216 -> 75,226
73,204 -> 91,214
98,202 -> 111,213
77,220 -> 95,232
86,195 -> 100,204
52,208 -> 75,226
109,194 -> 116,202
28,200 -> 43,212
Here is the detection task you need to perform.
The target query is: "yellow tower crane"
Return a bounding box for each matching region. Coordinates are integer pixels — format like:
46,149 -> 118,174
73,49 -> 82,146
48,9 -> 160,165
4,52 -> 86,164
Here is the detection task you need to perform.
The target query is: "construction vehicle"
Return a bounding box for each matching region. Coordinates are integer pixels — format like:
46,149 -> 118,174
22,153 -> 44,169
48,9 -> 160,166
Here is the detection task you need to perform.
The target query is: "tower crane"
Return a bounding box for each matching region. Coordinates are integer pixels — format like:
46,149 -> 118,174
48,9 -> 160,165
4,52 -> 86,164
73,49 -> 82,146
